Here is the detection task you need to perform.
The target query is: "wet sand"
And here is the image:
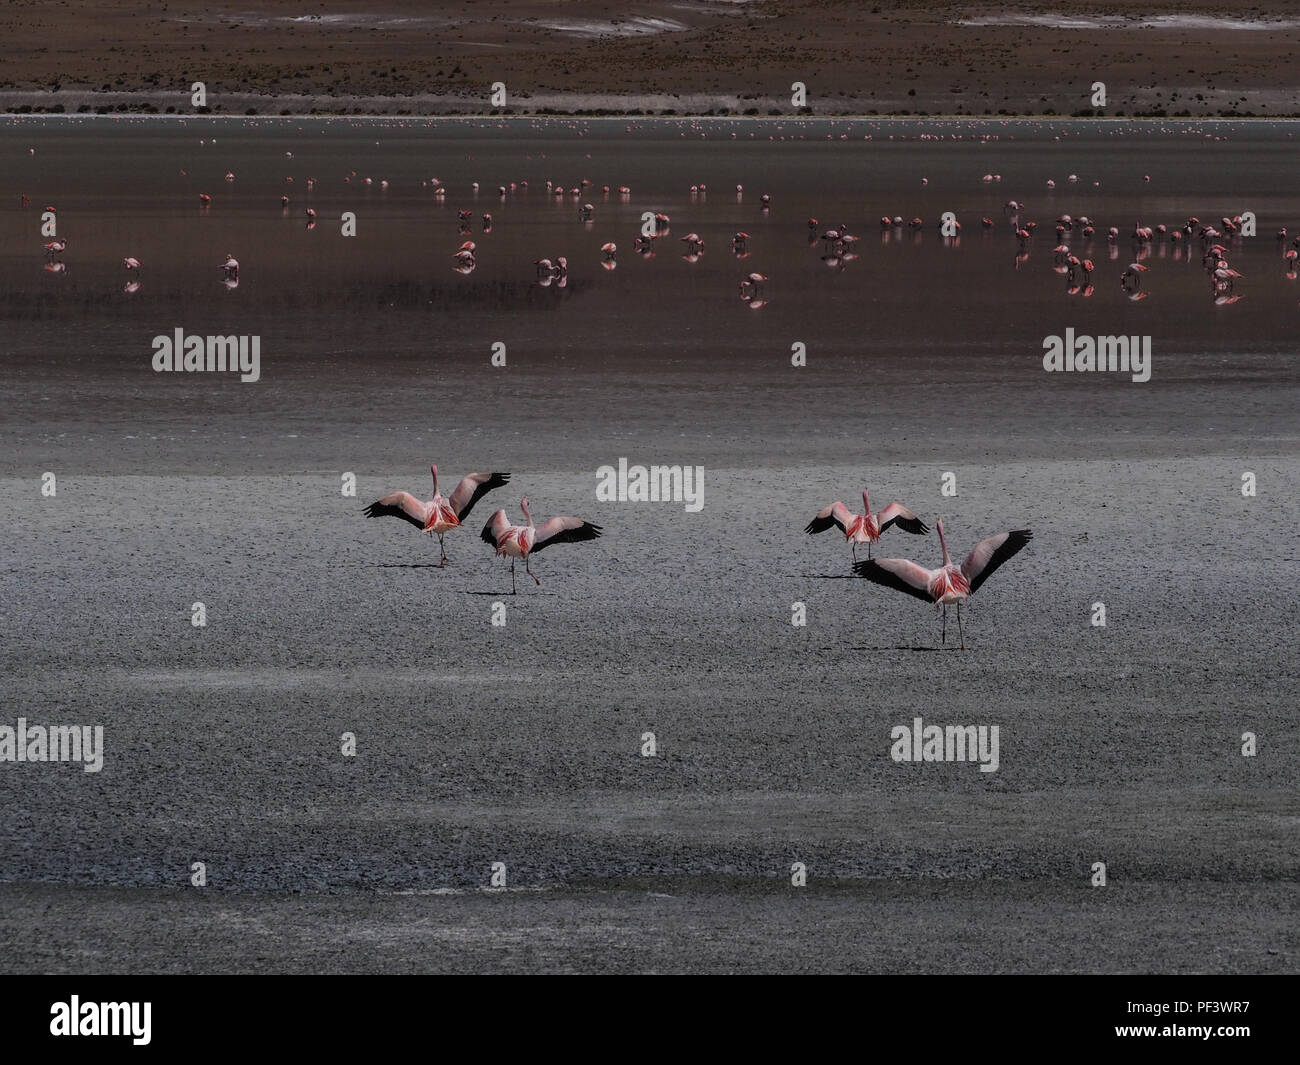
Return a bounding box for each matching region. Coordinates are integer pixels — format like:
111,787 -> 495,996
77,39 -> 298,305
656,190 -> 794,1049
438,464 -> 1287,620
1,451 -> 1297,971
4,882 -> 1295,975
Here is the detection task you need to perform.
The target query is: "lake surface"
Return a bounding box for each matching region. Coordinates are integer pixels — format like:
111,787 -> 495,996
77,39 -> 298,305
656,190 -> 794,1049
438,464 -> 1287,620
2,116 -> 1297,475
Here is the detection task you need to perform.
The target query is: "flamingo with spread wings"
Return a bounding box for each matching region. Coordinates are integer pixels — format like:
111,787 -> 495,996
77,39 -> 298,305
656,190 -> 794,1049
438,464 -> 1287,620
853,518 -> 1031,649
481,498 -> 602,594
364,465 -> 509,566
805,488 -> 928,561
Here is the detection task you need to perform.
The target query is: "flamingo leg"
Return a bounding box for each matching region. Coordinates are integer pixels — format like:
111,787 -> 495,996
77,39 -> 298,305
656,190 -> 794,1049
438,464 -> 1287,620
510,559 -> 517,596
526,555 -> 540,585
852,543 -> 858,563
438,533 -> 448,567
958,602 -> 966,651
941,604 -> 947,645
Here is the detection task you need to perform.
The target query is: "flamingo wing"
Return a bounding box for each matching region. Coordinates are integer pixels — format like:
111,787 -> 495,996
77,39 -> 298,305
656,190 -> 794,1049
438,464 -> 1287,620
961,530 -> 1033,595
530,516 -> 602,553
362,491 -> 429,529
804,501 -> 852,535
449,471 -> 510,521
876,503 -> 929,536
852,557 -> 936,602
480,509 -> 512,547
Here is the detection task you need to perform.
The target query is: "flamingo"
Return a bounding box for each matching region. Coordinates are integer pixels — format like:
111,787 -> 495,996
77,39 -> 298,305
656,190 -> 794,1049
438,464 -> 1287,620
804,489 -> 928,561
853,518 -> 1032,650
43,239 -> 67,255
1121,262 -> 1148,290
220,254 -> 239,278
364,466 -> 510,566
123,257 -> 142,271
480,498 -> 602,594
601,242 -> 617,260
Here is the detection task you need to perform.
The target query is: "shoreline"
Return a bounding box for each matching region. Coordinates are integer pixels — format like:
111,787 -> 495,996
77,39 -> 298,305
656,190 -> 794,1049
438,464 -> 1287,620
6,108 -> 1300,126
3,87 -> 1299,122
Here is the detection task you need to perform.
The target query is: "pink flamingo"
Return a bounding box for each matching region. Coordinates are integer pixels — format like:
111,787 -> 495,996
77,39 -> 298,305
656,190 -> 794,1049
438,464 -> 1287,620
364,466 -> 509,566
480,498 -> 602,594
1121,262 -> 1148,290
123,257 -> 142,271
853,518 -> 1032,649
805,489 -> 928,561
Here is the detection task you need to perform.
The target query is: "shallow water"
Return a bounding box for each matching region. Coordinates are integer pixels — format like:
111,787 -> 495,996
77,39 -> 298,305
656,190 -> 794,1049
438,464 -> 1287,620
2,116 -> 1298,474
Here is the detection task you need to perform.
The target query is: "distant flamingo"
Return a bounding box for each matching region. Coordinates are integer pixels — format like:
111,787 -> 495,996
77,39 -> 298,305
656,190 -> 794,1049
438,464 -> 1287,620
364,466 -> 509,566
805,489 -> 928,561
853,518 -> 1032,649
480,498 -> 602,593
123,257 -> 142,271
1121,262 -> 1148,290
220,254 -> 239,278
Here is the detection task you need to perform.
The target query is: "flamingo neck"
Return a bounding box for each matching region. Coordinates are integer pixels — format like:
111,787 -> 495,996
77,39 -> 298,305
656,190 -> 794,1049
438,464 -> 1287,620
938,525 -> 952,568
522,505 -> 533,528
862,490 -> 870,517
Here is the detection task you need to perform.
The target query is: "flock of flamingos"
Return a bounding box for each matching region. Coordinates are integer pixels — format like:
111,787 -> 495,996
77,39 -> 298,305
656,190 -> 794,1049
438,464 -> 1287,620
364,465 -> 1031,650
31,147 -> 1285,644
28,151 -> 1287,306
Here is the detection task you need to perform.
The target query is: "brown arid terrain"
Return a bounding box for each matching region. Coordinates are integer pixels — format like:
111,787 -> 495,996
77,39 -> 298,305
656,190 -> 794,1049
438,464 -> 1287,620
2,0 -> 1299,117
